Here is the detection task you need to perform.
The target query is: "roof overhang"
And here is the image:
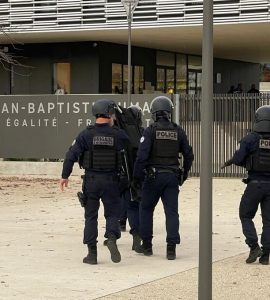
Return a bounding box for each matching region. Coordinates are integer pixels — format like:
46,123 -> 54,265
1,22 -> 270,63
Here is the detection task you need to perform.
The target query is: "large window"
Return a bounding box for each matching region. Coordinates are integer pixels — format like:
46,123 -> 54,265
134,65 -> 144,94
112,63 -> 144,94
112,63 -> 122,93
53,62 -> 70,94
156,51 -> 176,93
188,55 -> 202,95
176,54 -> 187,94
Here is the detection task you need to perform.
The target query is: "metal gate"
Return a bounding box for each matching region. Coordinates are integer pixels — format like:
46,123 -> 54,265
178,93 -> 270,177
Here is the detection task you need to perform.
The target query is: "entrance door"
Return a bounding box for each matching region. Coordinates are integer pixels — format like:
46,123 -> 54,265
188,70 -> 202,95
156,67 -> 175,93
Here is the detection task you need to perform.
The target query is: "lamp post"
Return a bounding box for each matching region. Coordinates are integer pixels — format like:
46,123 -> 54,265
121,0 -> 139,107
199,0 -> 213,299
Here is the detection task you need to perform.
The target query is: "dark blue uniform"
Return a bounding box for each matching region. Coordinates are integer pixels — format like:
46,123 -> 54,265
231,131 -> 270,252
133,118 -> 194,245
62,123 -> 129,247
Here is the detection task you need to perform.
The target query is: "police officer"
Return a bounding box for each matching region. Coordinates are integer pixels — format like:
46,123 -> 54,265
118,105 -> 144,250
60,99 -> 129,265
222,105 -> 270,265
132,96 -> 194,260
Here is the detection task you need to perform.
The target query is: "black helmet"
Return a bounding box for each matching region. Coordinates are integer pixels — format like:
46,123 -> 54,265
254,105 -> 270,132
128,105 -> 142,126
150,96 -> 173,121
92,99 -> 115,118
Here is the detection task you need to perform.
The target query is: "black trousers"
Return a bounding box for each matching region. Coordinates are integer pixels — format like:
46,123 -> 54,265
140,172 -> 180,245
83,174 -> 121,246
121,188 -> 140,235
239,182 -> 270,252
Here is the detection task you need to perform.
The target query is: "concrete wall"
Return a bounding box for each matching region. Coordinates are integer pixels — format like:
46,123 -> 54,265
0,161 -> 83,176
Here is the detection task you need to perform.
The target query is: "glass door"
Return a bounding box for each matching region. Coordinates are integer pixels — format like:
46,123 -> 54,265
156,67 -> 175,93
188,70 -> 202,95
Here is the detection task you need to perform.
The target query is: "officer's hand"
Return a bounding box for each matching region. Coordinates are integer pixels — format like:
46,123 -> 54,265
60,178 -> 69,191
221,159 -> 233,170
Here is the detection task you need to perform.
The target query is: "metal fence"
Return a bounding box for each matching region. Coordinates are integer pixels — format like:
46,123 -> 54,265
1,93 -> 270,177
179,93 -> 270,177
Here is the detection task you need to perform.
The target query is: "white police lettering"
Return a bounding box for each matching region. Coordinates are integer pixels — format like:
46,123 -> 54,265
259,139 -> 270,149
93,136 -> 114,146
140,136 -> 145,143
156,130 -> 177,140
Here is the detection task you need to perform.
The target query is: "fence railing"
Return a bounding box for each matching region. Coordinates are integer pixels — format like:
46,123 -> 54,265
179,93 -> 270,177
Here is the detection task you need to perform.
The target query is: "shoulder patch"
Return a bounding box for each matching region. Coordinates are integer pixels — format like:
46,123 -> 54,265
140,136 -> 145,143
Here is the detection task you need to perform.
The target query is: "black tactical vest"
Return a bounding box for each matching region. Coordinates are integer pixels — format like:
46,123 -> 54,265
80,126 -> 122,171
246,133 -> 270,172
148,122 -> 179,166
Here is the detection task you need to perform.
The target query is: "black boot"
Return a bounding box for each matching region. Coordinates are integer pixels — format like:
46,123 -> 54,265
259,251 -> 269,265
167,244 -> 176,260
132,233 -> 142,252
142,241 -> 153,256
246,245 -> 263,264
107,237 -> 121,263
83,245 -> 97,265
134,240 -> 152,255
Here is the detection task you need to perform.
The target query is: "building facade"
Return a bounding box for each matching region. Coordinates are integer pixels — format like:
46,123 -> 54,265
1,0 -> 269,95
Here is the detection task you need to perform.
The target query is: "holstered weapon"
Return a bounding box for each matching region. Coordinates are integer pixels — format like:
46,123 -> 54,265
177,168 -> 185,186
77,175 -> 87,207
77,191 -> 87,207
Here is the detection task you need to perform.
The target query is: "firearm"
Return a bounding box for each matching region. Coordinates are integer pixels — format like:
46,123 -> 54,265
120,149 -> 130,184
121,149 -> 141,202
177,168 -> 185,186
221,158 -> 233,169
77,191 -> 87,207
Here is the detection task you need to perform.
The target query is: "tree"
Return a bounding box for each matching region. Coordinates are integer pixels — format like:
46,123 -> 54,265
0,26 -> 28,71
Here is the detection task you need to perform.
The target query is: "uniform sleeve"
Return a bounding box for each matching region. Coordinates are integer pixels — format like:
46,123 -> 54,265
231,133 -> 258,166
178,128 -> 194,174
133,127 -> 152,179
118,129 -> 130,150
61,131 -> 88,179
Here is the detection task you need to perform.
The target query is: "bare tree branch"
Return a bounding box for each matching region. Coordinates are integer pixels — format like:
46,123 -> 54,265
0,25 -> 32,74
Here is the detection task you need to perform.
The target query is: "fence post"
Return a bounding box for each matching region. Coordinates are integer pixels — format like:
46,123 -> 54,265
174,94 -> 180,125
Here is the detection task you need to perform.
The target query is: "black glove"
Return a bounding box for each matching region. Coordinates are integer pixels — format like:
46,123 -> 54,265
178,169 -> 188,186
183,172 -> 188,183
221,159 -> 233,170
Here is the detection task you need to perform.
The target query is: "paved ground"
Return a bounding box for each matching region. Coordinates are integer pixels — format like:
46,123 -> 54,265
0,175 -> 268,300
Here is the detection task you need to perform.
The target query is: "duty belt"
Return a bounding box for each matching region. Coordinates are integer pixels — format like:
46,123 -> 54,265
156,169 -> 177,174
84,173 -> 119,181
